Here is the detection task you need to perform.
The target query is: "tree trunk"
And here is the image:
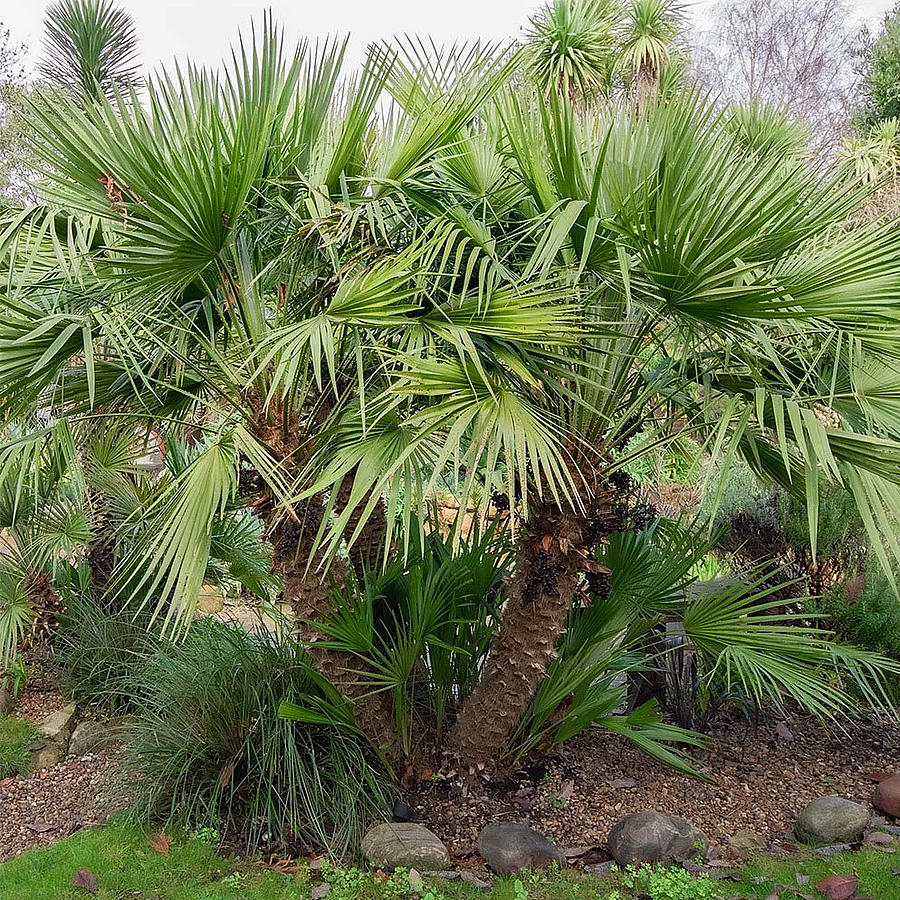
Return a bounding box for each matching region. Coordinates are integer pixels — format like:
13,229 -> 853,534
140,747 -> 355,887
448,501 -> 584,768
270,498 -> 401,762
335,472 -> 390,586
635,60 -> 658,117
251,397 -> 401,763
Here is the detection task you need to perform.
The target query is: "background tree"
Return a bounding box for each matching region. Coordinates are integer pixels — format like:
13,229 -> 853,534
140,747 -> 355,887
0,23 -> 32,203
525,0 -> 685,108
859,3 -> 900,126
618,0 -> 684,112
695,0 -> 859,152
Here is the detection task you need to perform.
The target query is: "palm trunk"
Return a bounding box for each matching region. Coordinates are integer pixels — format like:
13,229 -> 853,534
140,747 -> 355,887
252,397 -> 401,762
448,500 -> 584,768
335,472 -> 390,586
270,499 -> 401,762
635,60 -> 658,117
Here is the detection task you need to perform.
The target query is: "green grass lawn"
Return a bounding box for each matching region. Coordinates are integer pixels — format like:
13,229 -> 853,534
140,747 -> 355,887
0,715 -> 41,778
1,822 -> 897,900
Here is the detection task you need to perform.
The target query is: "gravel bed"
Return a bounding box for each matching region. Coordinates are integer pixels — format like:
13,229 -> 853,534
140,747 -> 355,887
2,703 -> 898,864
13,689 -> 67,726
0,747 -> 127,861
415,714 -> 900,858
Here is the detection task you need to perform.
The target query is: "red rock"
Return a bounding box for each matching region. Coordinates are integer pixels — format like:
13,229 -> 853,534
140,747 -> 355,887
874,773 -> 900,818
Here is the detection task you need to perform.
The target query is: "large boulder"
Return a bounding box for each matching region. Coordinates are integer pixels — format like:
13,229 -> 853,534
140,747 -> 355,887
360,823 -> 451,871
874,774 -> 900,819
607,810 -> 706,865
795,797 -> 870,844
37,702 -> 78,746
69,721 -> 109,757
478,824 -> 566,874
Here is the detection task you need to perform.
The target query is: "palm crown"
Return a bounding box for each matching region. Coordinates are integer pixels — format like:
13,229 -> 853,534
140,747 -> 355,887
5,12 -> 900,763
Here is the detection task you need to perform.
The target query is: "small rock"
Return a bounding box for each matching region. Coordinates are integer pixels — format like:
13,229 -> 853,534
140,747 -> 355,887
865,831 -> 896,846
813,843 -> 854,856
478,824 -> 566,874
30,741 -> 66,771
360,823 -> 451,871
69,722 -> 108,758
728,829 -> 766,858
459,871 -> 490,889
607,810 -> 706,865
608,778 -> 637,789
310,883 -> 330,899
776,722 -> 794,741
874,773 -> 900,819
795,797 -> 870,845
37,702 -> 78,746
392,798 -> 415,822
583,860 -> 616,876
0,689 -> 13,715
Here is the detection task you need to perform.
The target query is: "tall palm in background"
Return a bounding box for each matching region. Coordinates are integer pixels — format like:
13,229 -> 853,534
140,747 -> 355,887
4,0 -> 900,772
619,0 -> 683,110
526,0 -> 684,109
40,0 -> 140,102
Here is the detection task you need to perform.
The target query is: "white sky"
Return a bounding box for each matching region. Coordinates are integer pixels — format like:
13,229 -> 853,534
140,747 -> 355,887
1,0 -> 895,77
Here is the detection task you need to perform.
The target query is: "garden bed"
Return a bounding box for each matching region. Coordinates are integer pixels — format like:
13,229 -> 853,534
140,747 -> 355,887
413,713 -> 900,859
3,679 -> 898,867
0,685 -> 126,861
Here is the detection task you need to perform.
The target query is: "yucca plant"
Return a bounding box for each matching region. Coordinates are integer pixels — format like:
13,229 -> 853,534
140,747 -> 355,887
3,2 -> 900,778
618,0 -> 684,111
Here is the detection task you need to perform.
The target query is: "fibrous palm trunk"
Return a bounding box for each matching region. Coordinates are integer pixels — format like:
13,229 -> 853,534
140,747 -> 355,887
271,500 -> 401,761
335,472 -> 390,585
253,402 -> 400,761
448,499 -> 585,768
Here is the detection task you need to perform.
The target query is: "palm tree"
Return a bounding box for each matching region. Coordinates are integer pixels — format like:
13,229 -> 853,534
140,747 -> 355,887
5,12 -> 900,771
619,0 -> 684,112
41,0 -> 140,102
525,0 -> 621,101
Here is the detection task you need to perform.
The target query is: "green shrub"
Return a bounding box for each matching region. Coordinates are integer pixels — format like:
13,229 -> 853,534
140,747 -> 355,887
619,863 -> 717,900
0,653 -> 27,699
818,559 -> 900,662
124,617 -> 394,857
703,457 -> 868,593
0,715 -> 40,777
54,594 -> 161,713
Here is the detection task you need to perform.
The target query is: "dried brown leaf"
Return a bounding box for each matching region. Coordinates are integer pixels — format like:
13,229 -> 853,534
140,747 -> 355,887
72,870 -> 98,894
815,874 -> 858,900
149,831 -> 170,855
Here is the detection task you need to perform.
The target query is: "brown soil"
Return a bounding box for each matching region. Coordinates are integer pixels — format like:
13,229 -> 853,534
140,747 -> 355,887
413,713 -> 900,858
